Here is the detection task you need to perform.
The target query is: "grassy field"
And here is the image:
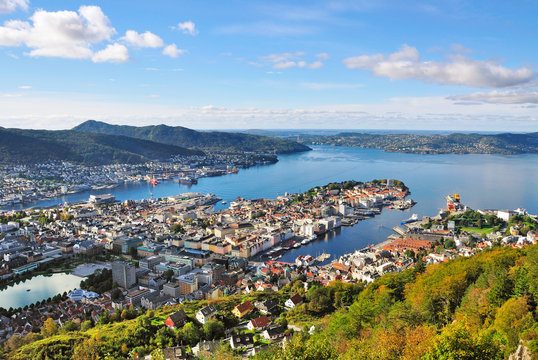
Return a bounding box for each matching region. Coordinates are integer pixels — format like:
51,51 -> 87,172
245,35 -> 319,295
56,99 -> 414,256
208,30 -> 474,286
460,227 -> 494,234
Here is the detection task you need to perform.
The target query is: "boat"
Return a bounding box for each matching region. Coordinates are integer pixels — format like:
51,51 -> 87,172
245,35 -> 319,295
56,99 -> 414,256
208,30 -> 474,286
301,238 -> 310,245
26,289 -> 31,292
149,174 -> 158,186
176,175 -> 198,184
400,213 -> 419,224
221,201 -> 227,205
293,242 -> 301,248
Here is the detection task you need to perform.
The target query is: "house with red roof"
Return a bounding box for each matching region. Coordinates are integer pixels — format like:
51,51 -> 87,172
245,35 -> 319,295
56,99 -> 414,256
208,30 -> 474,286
247,315 -> 271,330
285,293 -> 303,310
232,300 -> 253,318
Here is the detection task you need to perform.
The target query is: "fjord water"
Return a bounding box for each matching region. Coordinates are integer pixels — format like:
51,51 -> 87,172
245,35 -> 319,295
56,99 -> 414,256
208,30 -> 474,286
8,146 -> 538,263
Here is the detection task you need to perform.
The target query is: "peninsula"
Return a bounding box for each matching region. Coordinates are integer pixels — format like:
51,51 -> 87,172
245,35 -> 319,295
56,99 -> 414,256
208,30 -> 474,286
299,132 -> 538,155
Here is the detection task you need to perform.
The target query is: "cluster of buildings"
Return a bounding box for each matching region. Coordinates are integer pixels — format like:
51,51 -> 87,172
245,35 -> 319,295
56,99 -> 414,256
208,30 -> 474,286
1,178 -> 536,358
0,181 -> 412,345
335,195 -> 538,277
0,298 -> 103,340
0,152 -> 277,208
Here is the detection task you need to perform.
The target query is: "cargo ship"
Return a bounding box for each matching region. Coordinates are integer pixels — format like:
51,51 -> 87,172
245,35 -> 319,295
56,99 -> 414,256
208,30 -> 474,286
176,175 -> 198,185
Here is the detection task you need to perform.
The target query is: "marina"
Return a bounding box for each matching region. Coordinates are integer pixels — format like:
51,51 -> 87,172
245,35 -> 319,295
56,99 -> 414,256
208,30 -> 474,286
2,146 -> 538,264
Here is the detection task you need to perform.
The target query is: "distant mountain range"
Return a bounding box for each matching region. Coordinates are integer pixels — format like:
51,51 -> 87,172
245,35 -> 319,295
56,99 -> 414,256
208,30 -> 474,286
300,132 -> 538,155
73,120 -> 311,154
0,127 -> 203,165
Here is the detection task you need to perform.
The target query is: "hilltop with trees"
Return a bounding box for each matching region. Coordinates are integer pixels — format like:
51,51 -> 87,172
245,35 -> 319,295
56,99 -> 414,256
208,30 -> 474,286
73,120 -> 312,154
0,127 -> 203,165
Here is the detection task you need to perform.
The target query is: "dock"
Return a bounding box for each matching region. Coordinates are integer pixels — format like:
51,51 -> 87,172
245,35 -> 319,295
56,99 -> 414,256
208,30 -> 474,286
392,226 -> 407,235
315,253 -> 331,262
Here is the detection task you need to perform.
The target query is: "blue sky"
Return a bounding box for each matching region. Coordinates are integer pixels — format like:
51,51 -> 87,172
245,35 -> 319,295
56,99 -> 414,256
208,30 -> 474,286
0,0 -> 537,131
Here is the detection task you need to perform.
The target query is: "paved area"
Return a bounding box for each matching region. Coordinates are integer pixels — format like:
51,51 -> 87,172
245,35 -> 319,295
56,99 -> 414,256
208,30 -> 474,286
71,263 -> 110,277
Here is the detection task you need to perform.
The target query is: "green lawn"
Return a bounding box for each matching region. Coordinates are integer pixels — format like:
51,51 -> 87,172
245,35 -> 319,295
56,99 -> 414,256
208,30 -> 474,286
151,316 -> 166,326
460,227 -> 494,234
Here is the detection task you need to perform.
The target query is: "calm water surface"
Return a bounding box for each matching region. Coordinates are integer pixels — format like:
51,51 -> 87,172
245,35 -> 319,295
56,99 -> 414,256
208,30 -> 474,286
6,146 -> 538,263
0,273 -> 81,309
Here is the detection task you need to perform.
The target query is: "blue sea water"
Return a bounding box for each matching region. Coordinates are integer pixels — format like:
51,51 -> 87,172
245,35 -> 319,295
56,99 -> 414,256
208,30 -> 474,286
5,146 -> 538,263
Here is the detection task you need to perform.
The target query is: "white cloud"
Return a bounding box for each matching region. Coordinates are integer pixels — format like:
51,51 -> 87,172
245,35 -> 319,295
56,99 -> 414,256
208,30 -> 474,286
316,52 -> 329,60
448,90 -> 538,104
122,30 -> 163,48
450,43 -> 472,53
162,43 -> 184,58
18,85 -> 31,89
0,6 -> 115,59
0,0 -> 28,14
1,94 -> 537,131
308,60 -> 323,69
92,43 -> 129,63
258,51 -> 325,69
343,44 -> 534,88
274,61 -> 297,69
176,21 -> 198,35
147,94 -> 160,98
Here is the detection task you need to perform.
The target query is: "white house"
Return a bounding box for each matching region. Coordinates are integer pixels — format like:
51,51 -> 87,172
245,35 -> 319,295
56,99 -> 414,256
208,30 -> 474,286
195,305 -> 217,324
285,293 -> 303,310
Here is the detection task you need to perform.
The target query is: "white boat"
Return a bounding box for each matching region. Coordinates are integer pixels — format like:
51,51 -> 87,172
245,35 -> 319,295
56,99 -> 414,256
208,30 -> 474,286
401,213 -> 419,224
293,243 -> 301,248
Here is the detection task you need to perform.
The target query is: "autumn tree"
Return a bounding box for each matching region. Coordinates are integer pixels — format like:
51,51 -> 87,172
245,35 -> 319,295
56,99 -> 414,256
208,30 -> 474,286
41,317 -> 58,337
493,296 -> 533,349
424,323 -> 503,360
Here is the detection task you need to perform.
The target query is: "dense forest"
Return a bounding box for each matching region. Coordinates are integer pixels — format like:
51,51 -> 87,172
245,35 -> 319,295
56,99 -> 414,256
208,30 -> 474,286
0,128 -> 203,165
73,120 -> 311,154
2,244 -> 536,359
300,132 -> 538,154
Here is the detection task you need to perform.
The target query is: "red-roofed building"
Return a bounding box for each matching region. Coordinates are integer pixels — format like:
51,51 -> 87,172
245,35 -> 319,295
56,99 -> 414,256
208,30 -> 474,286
247,315 -> 271,330
285,293 -> 303,310
232,300 -> 253,318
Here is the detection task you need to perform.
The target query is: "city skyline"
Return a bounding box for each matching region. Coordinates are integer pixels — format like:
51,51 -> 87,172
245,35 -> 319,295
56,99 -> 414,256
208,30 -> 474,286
0,0 -> 537,131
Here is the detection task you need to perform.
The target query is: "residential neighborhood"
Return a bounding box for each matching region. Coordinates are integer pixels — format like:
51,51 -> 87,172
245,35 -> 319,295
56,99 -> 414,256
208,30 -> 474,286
0,180 -> 536,358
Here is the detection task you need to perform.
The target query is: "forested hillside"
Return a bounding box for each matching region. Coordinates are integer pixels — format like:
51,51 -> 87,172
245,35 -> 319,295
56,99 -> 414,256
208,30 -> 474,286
0,128 -> 203,165
3,245 -> 537,359
73,120 -> 311,154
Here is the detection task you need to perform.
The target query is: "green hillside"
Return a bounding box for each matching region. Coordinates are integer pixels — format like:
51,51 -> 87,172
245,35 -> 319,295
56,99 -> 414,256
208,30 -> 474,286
3,245 -> 537,359
0,128 -> 203,165
73,120 -> 311,154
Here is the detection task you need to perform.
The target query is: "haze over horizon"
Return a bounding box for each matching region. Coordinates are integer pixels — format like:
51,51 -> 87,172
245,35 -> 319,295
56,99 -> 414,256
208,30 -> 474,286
1,0 -> 538,131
